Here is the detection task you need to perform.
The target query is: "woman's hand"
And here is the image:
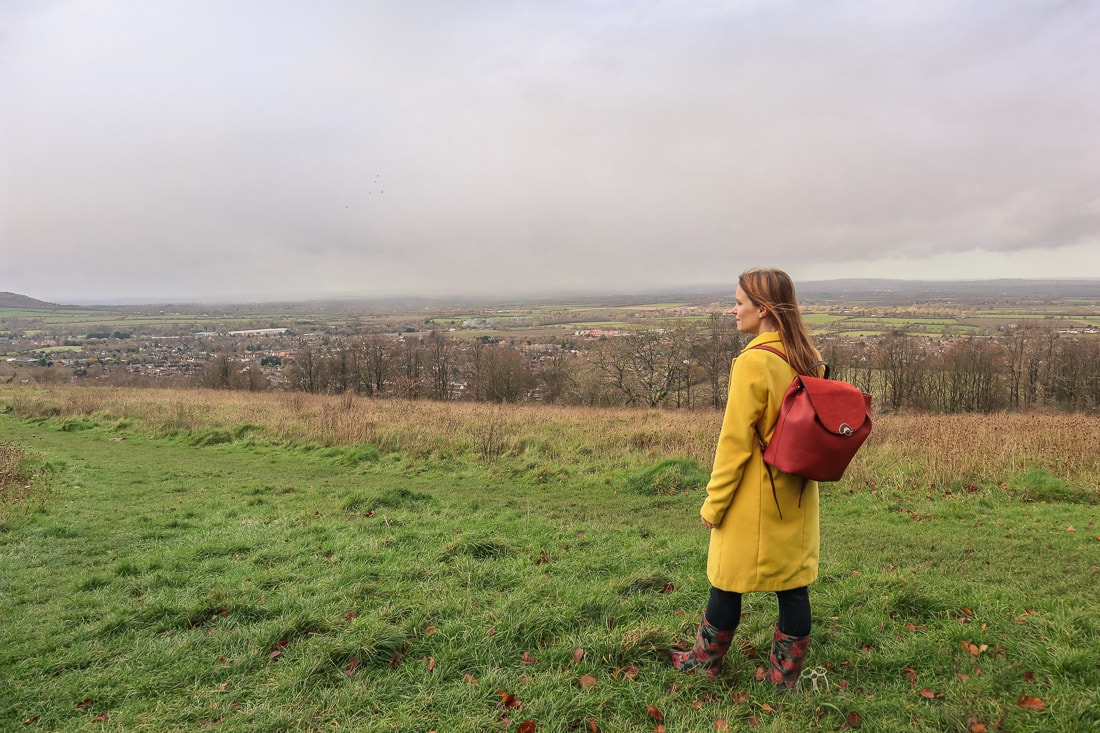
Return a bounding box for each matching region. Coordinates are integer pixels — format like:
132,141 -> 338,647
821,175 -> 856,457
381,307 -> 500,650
701,516 -> 718,530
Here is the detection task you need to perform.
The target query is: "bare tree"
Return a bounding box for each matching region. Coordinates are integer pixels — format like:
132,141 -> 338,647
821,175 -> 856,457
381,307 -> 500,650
822,338 -> 874,395
567,357 -> 624,407
459,338 -> 489,401
593,336 -> 637,405
668,321 -> 701,408
239,361 -> 271,391
533,348 -> 577,404
322,342 -> 360,395
1047,337 -> 1097,410
873,332 -> 927,411
392,335 -> 425,399
360,334 -> 394,396
285,341 -> 322,393
482,346 -> 536,402
696,313 -> 741,408
423,331 -> 453,400
941,338 -> 1005,413
594,328 -> 687,408
1004,325 -> 1036,409
196,353 -> 239,390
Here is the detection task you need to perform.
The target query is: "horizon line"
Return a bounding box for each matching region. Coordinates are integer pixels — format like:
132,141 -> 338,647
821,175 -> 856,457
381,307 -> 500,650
5,275 -> 1100,308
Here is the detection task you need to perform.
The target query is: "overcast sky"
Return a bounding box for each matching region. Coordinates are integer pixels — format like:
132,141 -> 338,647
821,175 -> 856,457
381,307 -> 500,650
2,0 -> 1098,304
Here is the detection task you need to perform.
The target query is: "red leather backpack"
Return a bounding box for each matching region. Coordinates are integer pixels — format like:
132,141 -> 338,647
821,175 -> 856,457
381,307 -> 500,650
752,345 -> 873,516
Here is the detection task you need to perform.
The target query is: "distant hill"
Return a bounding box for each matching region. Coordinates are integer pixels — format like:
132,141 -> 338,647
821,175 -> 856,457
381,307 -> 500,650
795,278 -> 1100,304
0,292 -> 63,309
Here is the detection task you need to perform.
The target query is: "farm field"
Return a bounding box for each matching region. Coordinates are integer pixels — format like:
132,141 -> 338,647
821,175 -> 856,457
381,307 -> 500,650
4,279 -> 1099,350
1,385 -> 1097,731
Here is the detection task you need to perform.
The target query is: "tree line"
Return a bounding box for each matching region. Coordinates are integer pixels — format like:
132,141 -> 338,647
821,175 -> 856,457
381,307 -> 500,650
826,326 -> 1100,413
273,315 -> 743,409
195,318 -> 1099,414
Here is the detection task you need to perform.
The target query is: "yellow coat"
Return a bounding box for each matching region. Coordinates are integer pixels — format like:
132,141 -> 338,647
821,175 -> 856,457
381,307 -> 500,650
701,332 -> 820,593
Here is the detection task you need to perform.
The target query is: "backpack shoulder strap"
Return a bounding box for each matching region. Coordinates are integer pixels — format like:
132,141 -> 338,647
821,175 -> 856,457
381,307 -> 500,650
749,344 -> 791,519
751,344 -> 831,379
750,344 -> 788,363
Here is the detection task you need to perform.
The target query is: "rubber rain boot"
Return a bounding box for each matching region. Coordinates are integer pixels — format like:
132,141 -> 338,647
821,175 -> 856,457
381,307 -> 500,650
669,613 -> 734,678
766,624 -> 810,688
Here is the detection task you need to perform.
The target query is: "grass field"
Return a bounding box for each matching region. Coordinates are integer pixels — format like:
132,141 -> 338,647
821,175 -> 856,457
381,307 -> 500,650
0,307 -> 271,336
1,386 -> 1098,731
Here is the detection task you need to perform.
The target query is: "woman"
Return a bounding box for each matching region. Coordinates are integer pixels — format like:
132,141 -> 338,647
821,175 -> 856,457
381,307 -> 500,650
670,268 -> 824,686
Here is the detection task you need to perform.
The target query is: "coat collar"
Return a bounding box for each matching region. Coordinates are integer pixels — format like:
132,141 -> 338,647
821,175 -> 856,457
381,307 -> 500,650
740,331 -> 782,354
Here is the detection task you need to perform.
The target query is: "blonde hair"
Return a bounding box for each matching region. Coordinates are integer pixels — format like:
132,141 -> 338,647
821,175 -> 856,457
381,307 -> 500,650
738,268 -> 823,377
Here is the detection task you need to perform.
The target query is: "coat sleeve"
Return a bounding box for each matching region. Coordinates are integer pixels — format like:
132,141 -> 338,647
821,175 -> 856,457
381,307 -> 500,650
700,353 -> 770,526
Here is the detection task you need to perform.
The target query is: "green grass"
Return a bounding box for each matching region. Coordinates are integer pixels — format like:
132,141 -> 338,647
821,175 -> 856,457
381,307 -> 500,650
1,414 -> 1097,732
802,314 -> 849,326
0,308 -> 106,321
0,307 -> 269,333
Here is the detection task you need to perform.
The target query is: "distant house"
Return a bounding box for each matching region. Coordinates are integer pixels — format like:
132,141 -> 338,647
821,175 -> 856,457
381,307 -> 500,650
226,328 -> 289,336
574,329 -> 622,340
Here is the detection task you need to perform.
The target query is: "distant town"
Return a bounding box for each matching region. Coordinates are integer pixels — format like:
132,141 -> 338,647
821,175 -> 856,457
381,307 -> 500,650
2,280 -> 1098,412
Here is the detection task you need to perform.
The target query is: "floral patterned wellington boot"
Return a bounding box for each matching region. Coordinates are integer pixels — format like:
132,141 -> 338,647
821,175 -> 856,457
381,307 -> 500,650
669,613 -> 735,678
766,625 -> 810,688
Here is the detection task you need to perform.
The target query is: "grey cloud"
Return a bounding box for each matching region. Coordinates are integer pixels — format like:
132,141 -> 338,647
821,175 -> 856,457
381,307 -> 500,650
2,0 -> 1098,302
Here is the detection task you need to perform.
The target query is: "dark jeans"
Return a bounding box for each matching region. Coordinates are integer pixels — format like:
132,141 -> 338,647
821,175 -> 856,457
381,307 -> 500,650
705,585 -> 811,637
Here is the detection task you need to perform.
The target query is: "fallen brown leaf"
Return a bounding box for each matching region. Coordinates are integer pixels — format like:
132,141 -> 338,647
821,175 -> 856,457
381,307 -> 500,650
1017,695 -> 1045,711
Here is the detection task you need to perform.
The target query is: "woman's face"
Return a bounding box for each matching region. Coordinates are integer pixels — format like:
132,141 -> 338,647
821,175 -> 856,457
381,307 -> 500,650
733,285 -> 764,334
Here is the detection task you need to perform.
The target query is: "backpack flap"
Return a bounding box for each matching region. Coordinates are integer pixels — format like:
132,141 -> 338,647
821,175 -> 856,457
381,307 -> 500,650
799,377 -> 872,436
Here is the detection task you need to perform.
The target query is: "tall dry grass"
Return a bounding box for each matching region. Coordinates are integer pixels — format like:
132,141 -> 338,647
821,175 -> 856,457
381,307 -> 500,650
3,384 -> 1099,490
1,384 -> 717,465
845,412 -> 1100,492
